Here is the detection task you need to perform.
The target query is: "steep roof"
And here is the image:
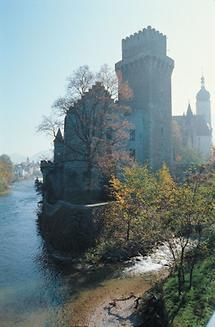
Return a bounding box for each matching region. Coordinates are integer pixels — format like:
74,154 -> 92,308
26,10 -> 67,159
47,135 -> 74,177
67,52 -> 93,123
54,128 -> 64,143
186,103 -> 193,119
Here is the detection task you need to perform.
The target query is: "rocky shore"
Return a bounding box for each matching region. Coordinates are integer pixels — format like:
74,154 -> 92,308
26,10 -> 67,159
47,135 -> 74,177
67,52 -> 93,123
62,244 -> 173,326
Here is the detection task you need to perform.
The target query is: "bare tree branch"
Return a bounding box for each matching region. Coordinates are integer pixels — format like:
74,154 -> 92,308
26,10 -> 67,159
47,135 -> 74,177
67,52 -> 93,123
36,115 -> 63,139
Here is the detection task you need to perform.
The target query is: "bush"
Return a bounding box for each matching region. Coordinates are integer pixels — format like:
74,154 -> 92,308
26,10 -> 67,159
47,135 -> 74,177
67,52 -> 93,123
137,283 -> 169,327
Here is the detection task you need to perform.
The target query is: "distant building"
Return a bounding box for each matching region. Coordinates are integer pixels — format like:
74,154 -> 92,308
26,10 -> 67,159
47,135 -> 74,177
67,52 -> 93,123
173,77 -> 212,160
14,158 -> 41,179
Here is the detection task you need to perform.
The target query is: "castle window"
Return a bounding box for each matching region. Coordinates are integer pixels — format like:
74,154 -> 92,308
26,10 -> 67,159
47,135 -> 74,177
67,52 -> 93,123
130,129 -> 135,141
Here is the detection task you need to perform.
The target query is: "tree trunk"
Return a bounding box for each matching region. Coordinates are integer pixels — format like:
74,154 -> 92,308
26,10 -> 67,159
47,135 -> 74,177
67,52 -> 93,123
189,265 -> 194,290
126,220 -> 131,242
178,268 -> 184,296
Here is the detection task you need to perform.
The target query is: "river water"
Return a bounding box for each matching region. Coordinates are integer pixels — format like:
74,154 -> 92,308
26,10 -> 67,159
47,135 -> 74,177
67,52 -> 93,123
0,179 -> 172,326
0,179 -> 78,327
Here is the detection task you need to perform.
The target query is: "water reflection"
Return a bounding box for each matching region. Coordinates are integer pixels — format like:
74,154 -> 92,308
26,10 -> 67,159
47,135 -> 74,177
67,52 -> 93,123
0,180 -> 75,327
0,179 -> 118,327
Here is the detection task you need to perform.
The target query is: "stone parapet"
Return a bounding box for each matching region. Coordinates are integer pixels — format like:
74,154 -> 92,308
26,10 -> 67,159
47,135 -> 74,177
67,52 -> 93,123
122,26 -> 166,61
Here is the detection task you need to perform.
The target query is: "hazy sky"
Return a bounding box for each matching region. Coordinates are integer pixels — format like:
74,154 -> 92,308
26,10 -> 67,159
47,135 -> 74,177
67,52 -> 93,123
0,0 -> 214,157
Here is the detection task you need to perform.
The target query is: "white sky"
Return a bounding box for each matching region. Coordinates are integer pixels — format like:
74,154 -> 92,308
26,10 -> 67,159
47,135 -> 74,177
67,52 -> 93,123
0,0 -> 214,156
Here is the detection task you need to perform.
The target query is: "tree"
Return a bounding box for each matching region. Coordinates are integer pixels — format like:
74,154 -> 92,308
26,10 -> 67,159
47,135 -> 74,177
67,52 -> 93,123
0,154 -> 13,167
36,114 -> 63,138
37,64 -> 134,200
37,64 -> 132,138
104,165 -> 158,243
64,82 -> 133,193
0,154 -> 13,193
52,64 -> 118,117
155,164 -> 215,296
103,163 -> 215,297
96,64 -> 118,101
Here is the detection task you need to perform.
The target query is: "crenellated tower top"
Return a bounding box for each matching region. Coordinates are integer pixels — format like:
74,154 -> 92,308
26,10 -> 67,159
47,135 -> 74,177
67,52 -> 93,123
122,26 -> 167,61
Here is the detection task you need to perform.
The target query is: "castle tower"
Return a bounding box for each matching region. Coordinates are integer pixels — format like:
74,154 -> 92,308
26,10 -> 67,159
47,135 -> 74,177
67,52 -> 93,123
115,26 -> 174,170
54,128 -> 64,163
196,76 -> 211,127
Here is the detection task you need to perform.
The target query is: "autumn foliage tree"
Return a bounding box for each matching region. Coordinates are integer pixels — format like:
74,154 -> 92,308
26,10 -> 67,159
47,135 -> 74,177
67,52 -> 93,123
101,163 -> 215,294
107,166 -> 158,243
0,154 -> 13,193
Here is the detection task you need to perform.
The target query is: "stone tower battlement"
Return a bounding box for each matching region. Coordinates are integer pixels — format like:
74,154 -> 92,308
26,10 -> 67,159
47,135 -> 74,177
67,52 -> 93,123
116,26 -> 174,170
122,26 -> 166,60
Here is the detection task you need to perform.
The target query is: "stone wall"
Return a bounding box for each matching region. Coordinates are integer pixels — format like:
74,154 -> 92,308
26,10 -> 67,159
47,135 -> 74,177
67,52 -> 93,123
38,200 -> 109,254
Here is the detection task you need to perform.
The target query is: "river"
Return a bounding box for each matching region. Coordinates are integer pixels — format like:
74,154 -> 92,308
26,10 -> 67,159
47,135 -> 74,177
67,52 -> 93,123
0,179 -> 167,327
0,179 -> 79,327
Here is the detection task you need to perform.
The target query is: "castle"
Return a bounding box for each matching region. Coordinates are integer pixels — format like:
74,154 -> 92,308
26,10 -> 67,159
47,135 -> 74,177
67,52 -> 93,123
41,26 -> 212,204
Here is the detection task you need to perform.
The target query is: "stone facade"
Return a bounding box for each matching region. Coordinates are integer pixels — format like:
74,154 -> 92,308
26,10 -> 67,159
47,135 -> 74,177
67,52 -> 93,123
41,83 -> 115,203
115,26 -> 174,170
173,78 -> 212,160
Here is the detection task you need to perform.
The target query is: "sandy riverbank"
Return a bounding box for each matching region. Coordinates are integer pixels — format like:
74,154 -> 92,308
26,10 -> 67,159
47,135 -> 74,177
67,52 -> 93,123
66,269 -> 168,326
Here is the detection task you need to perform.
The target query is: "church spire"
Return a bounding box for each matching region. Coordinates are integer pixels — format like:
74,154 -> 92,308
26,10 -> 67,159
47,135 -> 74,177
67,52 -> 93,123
196,75 -> 211,127
186,103 -> 193,118
201,76 -> 205,88
196,76 -> 210,101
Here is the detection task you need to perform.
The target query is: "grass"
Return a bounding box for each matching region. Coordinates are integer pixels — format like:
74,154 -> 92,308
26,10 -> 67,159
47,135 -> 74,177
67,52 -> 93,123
163,248 -> 215,326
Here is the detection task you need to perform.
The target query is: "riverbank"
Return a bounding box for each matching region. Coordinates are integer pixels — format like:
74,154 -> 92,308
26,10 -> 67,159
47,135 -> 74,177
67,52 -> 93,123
0,189 -> 10,196
0,176 -> 35,196
66,269 -> 168,326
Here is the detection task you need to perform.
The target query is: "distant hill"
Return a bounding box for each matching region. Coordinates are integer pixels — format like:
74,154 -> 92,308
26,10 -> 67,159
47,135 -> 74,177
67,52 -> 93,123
9,150 -> 53,164
30,150 -> 53,162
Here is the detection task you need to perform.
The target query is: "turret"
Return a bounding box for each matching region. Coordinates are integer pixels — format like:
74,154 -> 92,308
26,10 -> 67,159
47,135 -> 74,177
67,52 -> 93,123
186,103 -> 193,120
54,128 -> 64,163
196,76 -> 211,127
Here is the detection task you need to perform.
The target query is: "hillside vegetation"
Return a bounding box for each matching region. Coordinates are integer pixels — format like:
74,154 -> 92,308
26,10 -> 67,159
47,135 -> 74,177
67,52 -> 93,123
0,154 -> 13,194
85,162 -> 215,325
